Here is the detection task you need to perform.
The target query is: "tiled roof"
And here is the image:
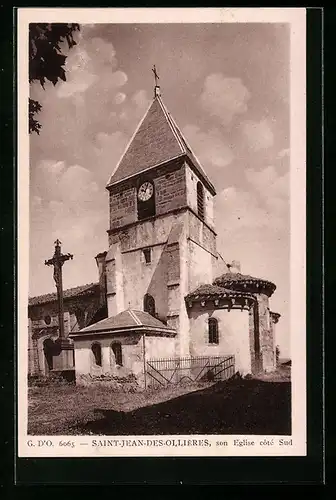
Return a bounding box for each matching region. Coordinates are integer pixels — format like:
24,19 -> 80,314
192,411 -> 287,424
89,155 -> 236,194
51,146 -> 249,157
106,95 -> 216,195
185,283 -> 255,301
28,283 -> 99,307
213,272 -> 276,295
70,309 -> 176,336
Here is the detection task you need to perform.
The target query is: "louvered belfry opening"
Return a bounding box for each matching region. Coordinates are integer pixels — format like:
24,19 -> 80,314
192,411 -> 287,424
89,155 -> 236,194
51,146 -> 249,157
197,181 -> 205,219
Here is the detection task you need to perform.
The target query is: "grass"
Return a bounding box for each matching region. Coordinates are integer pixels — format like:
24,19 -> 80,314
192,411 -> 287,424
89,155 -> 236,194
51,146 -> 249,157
28,381 -> 213,435
28,366 -> 291,436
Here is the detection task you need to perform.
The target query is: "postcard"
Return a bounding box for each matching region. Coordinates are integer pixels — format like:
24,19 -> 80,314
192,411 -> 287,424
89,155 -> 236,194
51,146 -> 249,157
17,7 -> 306,458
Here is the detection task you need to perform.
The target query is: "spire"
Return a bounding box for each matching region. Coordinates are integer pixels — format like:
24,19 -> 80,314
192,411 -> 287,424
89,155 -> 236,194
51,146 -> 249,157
106,88 -> 216,195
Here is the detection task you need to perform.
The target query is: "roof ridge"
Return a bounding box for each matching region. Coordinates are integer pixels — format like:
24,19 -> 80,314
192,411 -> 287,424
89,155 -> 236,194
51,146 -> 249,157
215,272 -> 275,283
128,309 -> 142,326
106,97 -> 155,188
105,93 -> 216,191
157,96 -> 185,154
161,100 -> 211,182
29,282 -> 98,301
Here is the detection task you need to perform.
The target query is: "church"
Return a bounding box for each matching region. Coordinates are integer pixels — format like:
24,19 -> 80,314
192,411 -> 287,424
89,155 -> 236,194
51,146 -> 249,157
28,82 -> 280,387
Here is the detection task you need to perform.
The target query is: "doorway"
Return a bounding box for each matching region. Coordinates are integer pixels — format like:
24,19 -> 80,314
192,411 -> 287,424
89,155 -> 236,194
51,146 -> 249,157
43,338 -> 55,374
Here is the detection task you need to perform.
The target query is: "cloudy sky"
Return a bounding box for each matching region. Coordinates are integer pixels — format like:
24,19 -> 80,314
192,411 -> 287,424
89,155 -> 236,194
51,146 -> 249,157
29,22 -> 290,355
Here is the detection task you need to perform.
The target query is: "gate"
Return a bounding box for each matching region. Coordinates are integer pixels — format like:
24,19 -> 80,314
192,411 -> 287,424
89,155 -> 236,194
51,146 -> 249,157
146,355 -> 235,388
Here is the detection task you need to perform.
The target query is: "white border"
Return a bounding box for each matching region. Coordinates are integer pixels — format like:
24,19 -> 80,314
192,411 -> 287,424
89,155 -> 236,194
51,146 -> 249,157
18,7 -> 307,458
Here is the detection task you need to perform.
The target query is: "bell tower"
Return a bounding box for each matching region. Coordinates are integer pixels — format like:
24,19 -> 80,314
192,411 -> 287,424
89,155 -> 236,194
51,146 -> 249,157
105,73 -> 218,357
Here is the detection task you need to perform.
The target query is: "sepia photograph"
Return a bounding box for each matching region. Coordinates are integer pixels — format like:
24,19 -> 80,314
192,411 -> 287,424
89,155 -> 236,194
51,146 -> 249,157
18,8 -> 306,457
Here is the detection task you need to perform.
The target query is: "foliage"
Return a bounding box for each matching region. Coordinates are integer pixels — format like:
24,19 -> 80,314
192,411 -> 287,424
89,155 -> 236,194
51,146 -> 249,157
29,23 -> 80,134
28,373 -> 74,387
28,98 -> 42,135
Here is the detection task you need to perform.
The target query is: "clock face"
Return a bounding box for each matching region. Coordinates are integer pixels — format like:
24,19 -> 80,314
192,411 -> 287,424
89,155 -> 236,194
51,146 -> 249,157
138,182 -> 154,202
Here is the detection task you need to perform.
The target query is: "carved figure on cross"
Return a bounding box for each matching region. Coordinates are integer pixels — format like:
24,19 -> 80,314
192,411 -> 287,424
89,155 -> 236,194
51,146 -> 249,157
45,239 -> 73,340
152,65 -> 159,86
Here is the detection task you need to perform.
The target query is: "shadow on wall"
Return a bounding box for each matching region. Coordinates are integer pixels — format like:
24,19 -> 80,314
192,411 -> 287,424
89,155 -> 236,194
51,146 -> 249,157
144,231 -> 177,324
72,377 -> 291,436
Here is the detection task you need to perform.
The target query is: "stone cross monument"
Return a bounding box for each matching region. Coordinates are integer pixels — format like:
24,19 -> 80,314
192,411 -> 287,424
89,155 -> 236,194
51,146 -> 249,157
45,239 -> 75,374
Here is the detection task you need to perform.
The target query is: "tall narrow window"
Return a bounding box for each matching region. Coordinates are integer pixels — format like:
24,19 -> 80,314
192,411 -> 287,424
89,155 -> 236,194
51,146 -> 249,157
197,182 -> 205,219
111,342 -> 123,366
75,308 -> 85,329
144,293 -> 156,317
208,318 -> 219,344
143,248 -> 151,263
91,342 -> 102,367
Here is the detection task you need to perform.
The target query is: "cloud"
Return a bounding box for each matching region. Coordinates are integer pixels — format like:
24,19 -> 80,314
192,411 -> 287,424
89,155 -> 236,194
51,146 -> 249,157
93,131 -> 129,183
183,125 -> 234,169
245,165 -> 289,216
114,92 -> 126,105
214,175 -> 290,356
215,165 -> 289,243
240,118 -> 274,152
216,187 -> 269,231
33,160 -> 99,206
117,89 -> 151,128
29,36 -> 150,184
132,89 -> 151,110
56,37 -> 121,99
29,30 -> 153,297
29,159 -> 108,296
200,73 -> 251,125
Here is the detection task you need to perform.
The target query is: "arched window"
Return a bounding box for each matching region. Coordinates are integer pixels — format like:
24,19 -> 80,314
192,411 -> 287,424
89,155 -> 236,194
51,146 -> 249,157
111,342 -> 123,366
197,182 -> 205,219
44,315 -> 51,325
91,342 -> 102,367
75,308 -> 85,329
208,318 -> 219,344
144,293 -> 156,317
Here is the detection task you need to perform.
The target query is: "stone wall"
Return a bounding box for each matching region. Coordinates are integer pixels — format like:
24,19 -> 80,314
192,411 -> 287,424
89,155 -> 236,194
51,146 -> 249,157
73,333 -> 176,388
109,180 -> 137,230
187,239 -> 215,293
28,292 -> 101,375
187,211 -> 217,257
155,165 -> 187,215
122,244 -> 168,321
188,305 -> 251,375
108,208 -> 186,250
74,334 -> 143,382
106,214 -> 187,323
145,336 -> 176,360
256,293 -> 276,372
185,163 -> 215,229
248,303 -> 260,374
28,317 -> 35,375
108,159 -> 187,231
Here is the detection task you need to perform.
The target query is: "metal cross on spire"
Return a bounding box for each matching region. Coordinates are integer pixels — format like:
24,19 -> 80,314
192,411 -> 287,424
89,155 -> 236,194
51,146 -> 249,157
45,239 -> 73,340
152,64 -> 159,86
152,64 -> 161,97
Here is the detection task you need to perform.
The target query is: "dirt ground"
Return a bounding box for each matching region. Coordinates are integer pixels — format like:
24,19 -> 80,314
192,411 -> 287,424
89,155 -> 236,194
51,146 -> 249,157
28,381 -> 214,435
28,366 -> 291,436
